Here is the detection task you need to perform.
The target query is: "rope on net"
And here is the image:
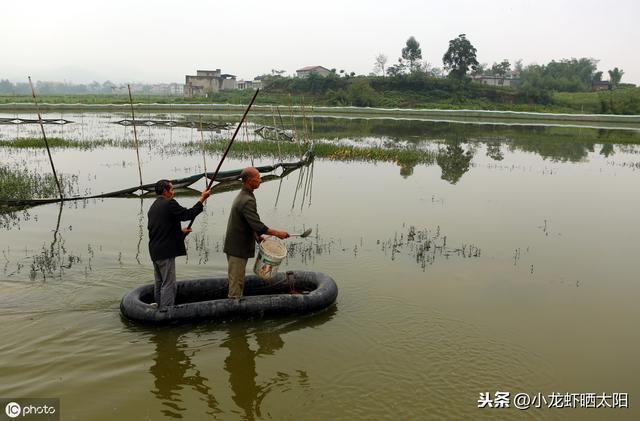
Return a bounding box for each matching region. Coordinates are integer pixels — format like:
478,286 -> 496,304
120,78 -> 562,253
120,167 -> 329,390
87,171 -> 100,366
113,119 -> 233,130
0,117 -> 73,125
0,148 -> 314,207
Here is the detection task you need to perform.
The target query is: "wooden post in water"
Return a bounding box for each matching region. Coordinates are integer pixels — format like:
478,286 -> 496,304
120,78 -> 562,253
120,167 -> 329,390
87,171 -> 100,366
28,76 -> 64,201
127,84 -> 144,192
186,89 -> 260,231
199,114 -> 208,189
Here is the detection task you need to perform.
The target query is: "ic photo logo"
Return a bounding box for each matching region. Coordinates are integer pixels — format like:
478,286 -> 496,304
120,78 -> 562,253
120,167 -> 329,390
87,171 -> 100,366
5,402 -> 21,418
2,399 -> 58,420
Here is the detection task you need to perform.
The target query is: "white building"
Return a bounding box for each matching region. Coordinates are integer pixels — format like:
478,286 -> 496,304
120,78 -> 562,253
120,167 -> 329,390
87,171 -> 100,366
473,75 -> 521,88
184,69 -> 237,97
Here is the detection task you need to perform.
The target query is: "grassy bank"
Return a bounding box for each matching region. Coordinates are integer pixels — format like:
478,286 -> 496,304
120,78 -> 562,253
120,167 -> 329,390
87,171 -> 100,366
1,84 -> 639,117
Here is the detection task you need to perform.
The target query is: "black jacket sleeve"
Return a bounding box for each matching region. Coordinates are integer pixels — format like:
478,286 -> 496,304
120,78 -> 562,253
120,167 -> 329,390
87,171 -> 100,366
168,199 -> 203,221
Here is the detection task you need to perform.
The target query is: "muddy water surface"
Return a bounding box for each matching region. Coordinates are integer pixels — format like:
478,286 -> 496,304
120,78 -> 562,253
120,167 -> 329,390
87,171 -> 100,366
1,112 -> 639,420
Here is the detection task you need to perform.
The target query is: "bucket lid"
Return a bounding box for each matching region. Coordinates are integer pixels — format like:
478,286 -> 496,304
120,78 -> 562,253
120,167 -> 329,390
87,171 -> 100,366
260,239 -> 287,259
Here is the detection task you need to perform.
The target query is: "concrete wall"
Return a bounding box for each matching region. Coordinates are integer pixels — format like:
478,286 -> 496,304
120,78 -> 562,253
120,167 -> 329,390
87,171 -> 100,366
220,78 -> 237,90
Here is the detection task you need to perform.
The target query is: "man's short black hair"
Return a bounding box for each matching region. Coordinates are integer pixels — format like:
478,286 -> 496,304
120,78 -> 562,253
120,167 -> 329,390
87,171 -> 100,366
155,179 -> 172,195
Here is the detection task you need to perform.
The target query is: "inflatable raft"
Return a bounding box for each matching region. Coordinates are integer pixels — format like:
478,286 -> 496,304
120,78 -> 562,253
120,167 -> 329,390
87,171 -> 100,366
120,270 -> 338,324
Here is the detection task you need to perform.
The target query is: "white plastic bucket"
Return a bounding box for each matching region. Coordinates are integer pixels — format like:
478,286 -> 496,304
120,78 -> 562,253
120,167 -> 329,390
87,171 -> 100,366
253,238 -> 287,280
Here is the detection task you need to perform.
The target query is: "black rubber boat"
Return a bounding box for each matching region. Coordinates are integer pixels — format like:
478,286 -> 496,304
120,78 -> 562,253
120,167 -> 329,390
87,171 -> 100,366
120,270 -> 338,324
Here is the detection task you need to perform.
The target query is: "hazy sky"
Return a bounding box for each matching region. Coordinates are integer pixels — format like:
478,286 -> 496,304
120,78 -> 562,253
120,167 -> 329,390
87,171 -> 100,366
3,0 -> 639,84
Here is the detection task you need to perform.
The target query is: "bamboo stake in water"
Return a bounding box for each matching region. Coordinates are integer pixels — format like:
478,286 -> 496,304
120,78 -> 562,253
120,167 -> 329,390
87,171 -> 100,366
271,106 -> 283,162
199,114 -> 208,189
288,95 -> 302,156
28,76 -> 63,200
127,84 -> 144,192
186,89 -> 260,231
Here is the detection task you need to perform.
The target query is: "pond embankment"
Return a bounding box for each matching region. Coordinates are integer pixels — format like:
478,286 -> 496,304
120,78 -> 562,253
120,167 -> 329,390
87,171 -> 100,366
2,103 -> 639,129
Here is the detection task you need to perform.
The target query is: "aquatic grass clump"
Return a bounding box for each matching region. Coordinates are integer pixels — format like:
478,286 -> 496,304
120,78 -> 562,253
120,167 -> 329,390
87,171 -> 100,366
0,163 -> 80,202
0,137 -> 126,150
0,164 -> 60,200
183,139 -> 437,166
313,142 -> 436,166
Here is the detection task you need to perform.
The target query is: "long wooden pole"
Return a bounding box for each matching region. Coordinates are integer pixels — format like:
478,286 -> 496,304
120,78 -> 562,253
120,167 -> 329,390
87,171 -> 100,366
127,84 -> 144,192
199,114 -> 208,189
28,76 -> 63,200
186,88 -> 260,230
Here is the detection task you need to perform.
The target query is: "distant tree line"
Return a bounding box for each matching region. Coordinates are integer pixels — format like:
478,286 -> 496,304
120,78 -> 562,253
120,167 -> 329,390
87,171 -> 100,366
0,80 -> 181,95
261,34 -> 633,112
0,80 -> 118,95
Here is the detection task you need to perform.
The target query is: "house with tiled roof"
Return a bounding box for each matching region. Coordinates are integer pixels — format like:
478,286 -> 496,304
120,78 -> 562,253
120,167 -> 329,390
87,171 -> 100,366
296,66 -> 331,78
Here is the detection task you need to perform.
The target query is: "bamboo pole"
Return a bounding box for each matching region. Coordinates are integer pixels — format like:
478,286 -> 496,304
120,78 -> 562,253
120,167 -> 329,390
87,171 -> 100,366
28,76 -> 63,200
199,114 -> 208,189
271,105 -> 282,161
186,89 -> 260,231
127,84 -> 144,192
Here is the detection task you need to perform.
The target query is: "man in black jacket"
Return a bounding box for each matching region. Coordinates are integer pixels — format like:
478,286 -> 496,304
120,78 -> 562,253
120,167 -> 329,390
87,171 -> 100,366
148,179 -> 210,309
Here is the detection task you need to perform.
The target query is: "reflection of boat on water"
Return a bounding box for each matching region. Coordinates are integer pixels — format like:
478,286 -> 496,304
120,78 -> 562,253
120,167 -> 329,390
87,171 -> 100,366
120,270 -> 338,324
149,327 -> 221,418
139,307 -> 337,419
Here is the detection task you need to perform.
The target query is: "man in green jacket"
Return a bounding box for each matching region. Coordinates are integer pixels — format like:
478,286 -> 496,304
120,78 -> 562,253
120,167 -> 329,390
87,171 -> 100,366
224,167 -> 289,298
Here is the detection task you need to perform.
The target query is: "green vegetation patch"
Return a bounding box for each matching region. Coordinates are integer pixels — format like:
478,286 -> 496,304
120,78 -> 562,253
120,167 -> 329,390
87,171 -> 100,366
0,137 -> 136,150
184,139 -> 436,166
0,164 -> 60,200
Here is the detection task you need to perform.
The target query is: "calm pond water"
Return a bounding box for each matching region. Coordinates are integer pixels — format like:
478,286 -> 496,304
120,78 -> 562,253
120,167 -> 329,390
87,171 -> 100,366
1,112 -> 639,420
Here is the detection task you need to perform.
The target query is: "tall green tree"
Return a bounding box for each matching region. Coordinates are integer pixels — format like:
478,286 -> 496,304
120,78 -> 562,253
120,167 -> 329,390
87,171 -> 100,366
491,59 -> 511,77
402,36 -> 423,73
608,67 -> 624,88
442,34 -> 479,79
387,58 -> 407,77
471,63 -> 488,76
518,58 -> 599,93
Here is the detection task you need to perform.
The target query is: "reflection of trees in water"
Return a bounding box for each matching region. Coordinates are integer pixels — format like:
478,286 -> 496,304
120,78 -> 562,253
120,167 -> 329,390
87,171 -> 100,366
146,309 -> 335,420
398,160 -> 416,178
299,118 -> 636,164
485,142 -> 504,161
600,143 -> 615,157
507,138 -> 595,163
477,135 -> 620,163
436,141 -> 473,184
296,117 -> 640,144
